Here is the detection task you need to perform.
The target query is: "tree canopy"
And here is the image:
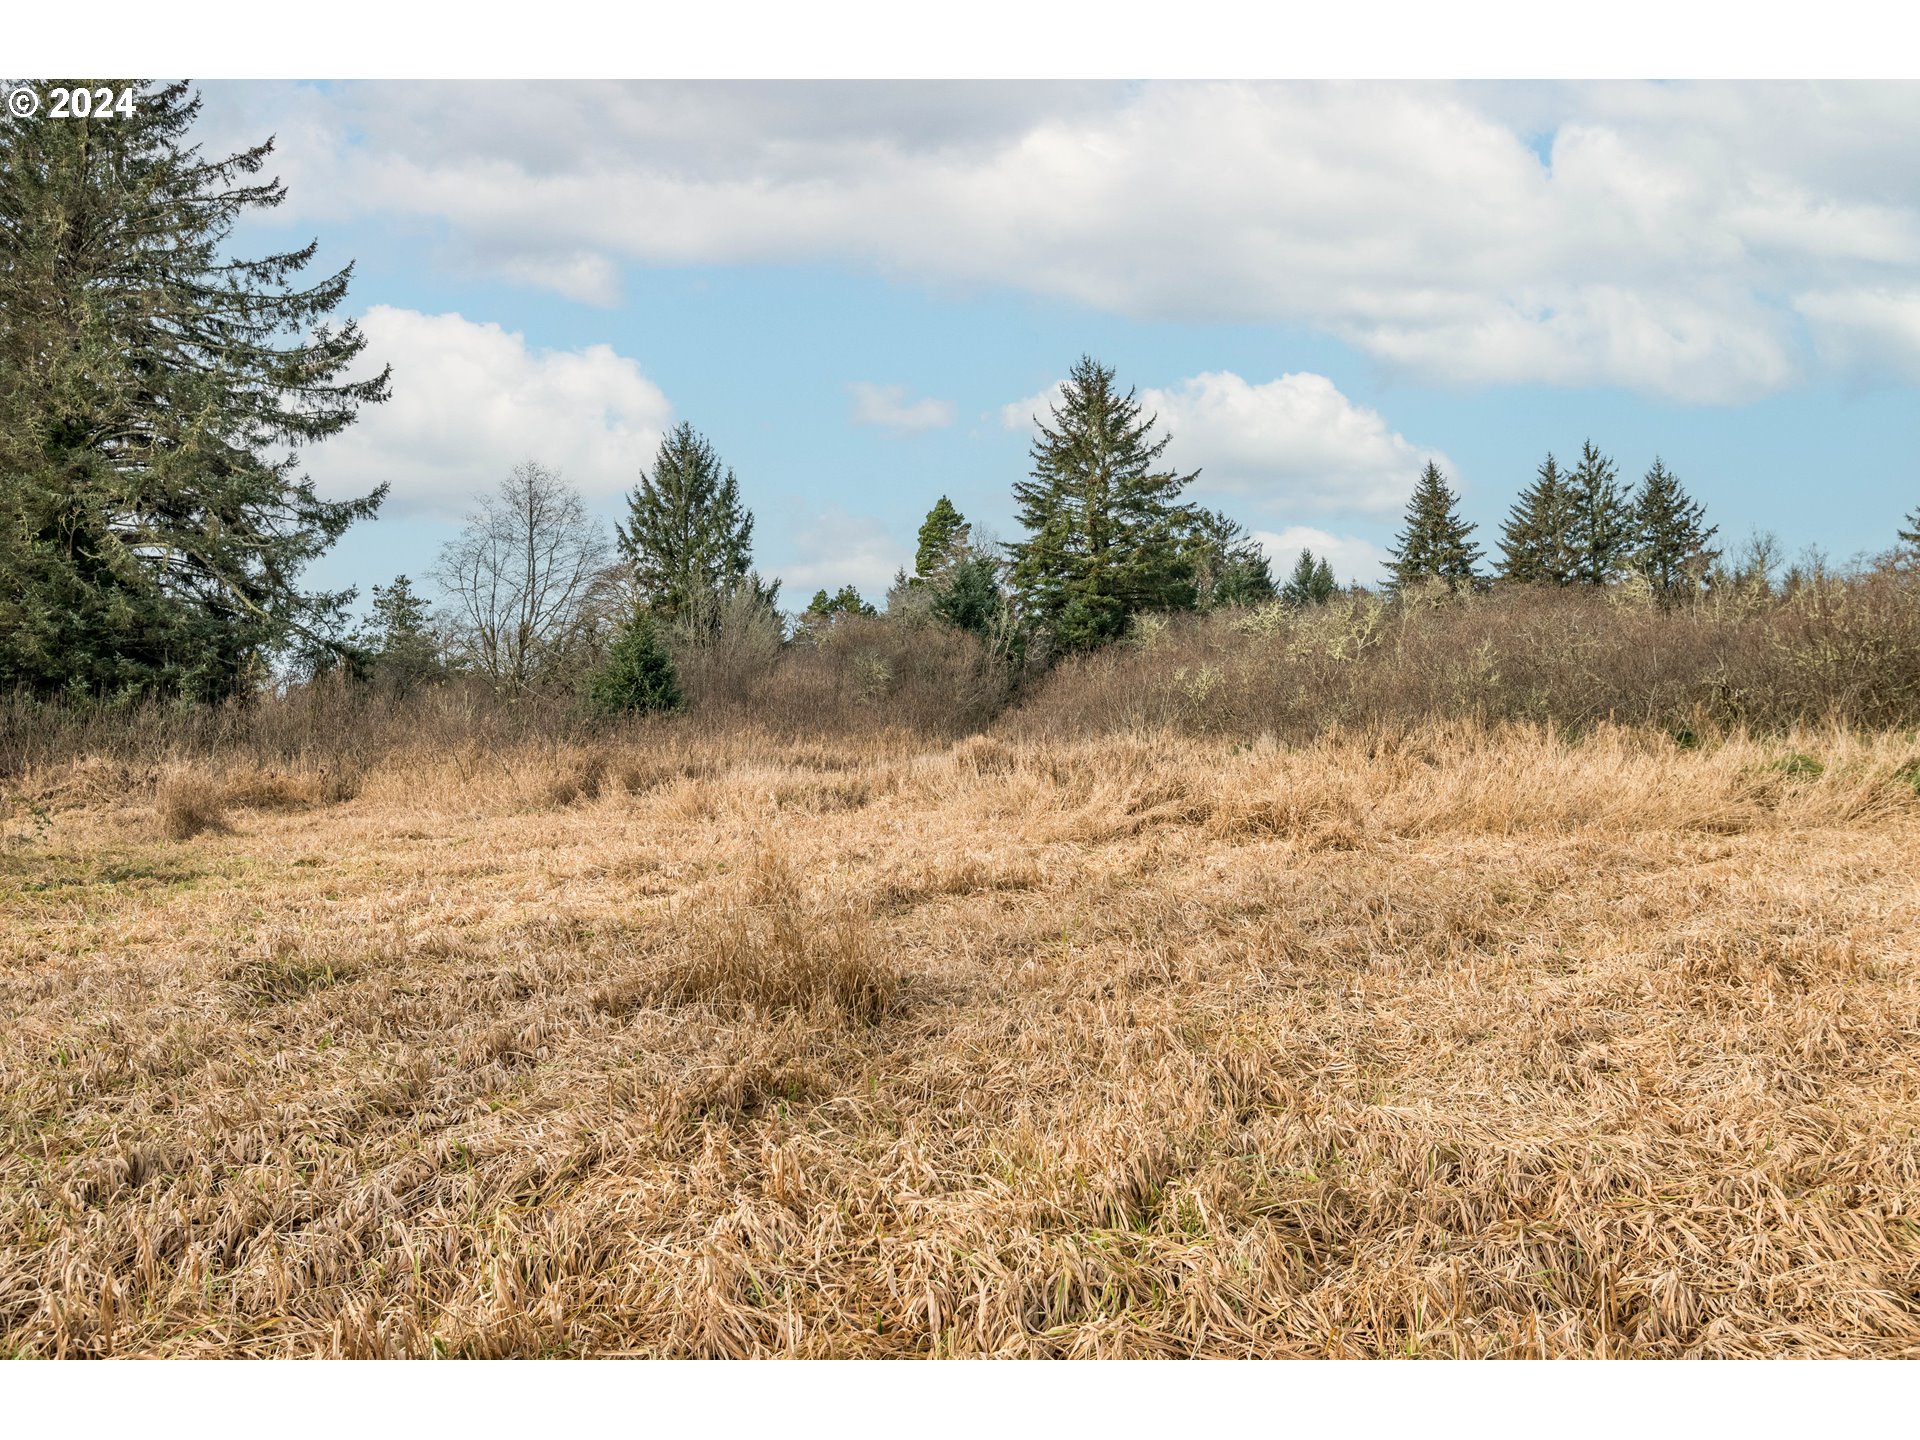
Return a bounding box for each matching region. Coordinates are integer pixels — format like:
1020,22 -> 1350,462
1497,454 -> 1577,586
1280,548 -> 1338,607
617,422 -> 757,626
1006,356 -> 1198,651
1566,440 -> 1635,587
1387,462 -> 1482,593
1632,457 -> 1719,601
0,78 -> 389,701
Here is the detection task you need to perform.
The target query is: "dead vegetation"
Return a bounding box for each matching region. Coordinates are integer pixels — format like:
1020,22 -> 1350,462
3,721 -> 1920,1357
154,772 -> 230,841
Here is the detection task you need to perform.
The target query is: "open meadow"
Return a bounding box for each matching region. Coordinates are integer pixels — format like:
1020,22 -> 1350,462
5,719 -> 1920,1357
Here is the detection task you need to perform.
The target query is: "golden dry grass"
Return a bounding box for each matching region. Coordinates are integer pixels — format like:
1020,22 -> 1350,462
4,722 -> 1920,1357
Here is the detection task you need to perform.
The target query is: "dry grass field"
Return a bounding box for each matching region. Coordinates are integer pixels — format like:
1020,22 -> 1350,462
4,722 -> 1920,1357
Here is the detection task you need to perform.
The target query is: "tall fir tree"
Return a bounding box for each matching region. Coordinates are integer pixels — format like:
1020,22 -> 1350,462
1497,454 -> 1578,585
901,496 -> 1005,638
914,496 -> 967,581
1566,440 -> 1635,586
616,422 -> 756,625
1280,548 -> 1338,607
1632,457 -> 1719,601
0,79 -> 390,701
1387,462 -> 1482,593
1006,355 -> 1198,652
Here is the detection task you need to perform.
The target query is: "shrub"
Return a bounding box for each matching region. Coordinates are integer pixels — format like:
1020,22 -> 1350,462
1006,569 -> 1920,742
590,610 -> 681,717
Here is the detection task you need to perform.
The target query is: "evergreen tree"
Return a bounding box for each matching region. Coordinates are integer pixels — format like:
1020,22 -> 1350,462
1006,355 -> 1198,651
1497,454 -> 1577,585
931,553 -> 1004,637
1179,509 -> 1275,609
0,79 -> 390,702
352,574 -> 443,694
901,495 -> 1006,638
915,496 -> 967,581
1899,505 -> 1920,550
589,608 -> 680,716
1632,457 -> 1719,601
1280,548 -> 1338,607
1566,440 -> 1635,586
795,584 -> 874,642
1387,462 -> 1482,593
617,422 -> 755,626
805,585 -> 875,621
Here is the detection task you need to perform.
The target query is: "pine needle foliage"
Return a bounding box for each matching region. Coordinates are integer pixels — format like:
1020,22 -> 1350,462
617,423 -> 756,626
1632,457 -> 1720,602
352,575 -> 443,695
915,496 -> 966,581
589,607 -> 681,717
1007,356 -> 1198,652
1280,548 -> 1338,607
1387,462 -> 1482,593
1180,509 -> 1275,609
1566,439 -> 1636,586
0,79 -> 390,701
1497,454 -> 1578,586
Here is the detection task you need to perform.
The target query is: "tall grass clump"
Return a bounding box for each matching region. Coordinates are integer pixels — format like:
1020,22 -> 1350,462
156,771 -> 230,840
651,846 -> 897,1023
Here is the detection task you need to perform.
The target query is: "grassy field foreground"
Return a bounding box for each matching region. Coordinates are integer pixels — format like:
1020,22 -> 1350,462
4,724 -> 1920,1357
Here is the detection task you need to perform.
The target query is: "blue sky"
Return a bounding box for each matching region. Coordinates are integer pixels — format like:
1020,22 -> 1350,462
192,80 -> 1920,610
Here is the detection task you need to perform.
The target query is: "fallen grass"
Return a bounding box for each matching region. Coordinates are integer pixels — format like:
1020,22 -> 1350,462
2,721 -> 1919,1357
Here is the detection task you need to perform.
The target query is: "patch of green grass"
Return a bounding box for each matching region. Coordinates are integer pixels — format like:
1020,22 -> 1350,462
0,848 -> 206,901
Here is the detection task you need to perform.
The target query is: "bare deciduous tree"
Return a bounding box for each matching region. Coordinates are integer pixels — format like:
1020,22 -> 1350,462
433,462 -> 612,692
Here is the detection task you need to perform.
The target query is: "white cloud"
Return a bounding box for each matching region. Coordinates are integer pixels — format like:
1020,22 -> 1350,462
305,306 -> 672,518
1001,370 -> 1446,516
1144,371 -> 1447,515
766,505 -> 909,602
1794,288 -> 1920,384
210,79 -> 1920,402
1251,527 -> 1391,588
491,251 -> 625,307
999,381 -> 1067,431
848,382 -> 956,434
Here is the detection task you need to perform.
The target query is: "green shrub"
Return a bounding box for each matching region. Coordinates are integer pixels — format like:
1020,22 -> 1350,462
590,611 -> 681,717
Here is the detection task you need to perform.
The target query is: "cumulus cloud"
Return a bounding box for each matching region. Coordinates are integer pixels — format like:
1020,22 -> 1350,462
848,382 -> 956,434
1143,371 -> 1447,515
999,381 -> 1067,432
1251,527 -> 1391,588
206,79 -> 1920,402
305,306 -> 672,518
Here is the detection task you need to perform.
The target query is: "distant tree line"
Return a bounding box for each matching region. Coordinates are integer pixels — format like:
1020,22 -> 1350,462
4,80 -> 1918,717
1382,441 -> 1725,603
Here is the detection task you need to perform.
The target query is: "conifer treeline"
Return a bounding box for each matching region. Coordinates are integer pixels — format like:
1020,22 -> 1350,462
4,81 -> 1917,713
1391,440 -> 1723,602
